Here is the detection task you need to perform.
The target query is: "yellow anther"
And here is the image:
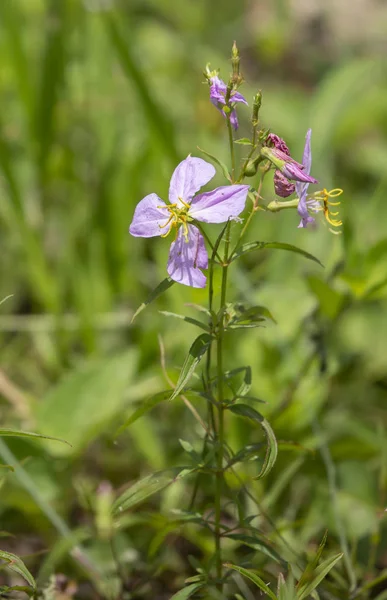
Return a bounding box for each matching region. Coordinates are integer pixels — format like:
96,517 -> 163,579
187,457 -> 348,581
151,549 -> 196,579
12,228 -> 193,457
158,201 -> 191,239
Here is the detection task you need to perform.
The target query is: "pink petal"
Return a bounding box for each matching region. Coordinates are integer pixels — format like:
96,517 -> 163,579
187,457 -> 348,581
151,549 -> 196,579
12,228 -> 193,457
189,184 -> 249,223
168,156 -> 215,207
167,225 -> 208,288
129,193 -> 170,237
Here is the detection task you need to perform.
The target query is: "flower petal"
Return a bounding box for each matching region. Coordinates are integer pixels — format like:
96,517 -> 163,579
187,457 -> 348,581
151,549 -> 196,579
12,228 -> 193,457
296,129 -> 313,198
189,184 -> 249,223
168,156 -> 216,206
210,76 -> 227,104
129,193 -> 170,237
229,109 -> 239,130
167,225 -> 208,288
231,90 -> 248,105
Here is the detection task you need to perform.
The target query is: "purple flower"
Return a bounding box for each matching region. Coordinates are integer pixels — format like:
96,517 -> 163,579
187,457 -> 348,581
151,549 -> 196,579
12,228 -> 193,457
296,129 -> 320,228
273,169 -> 295,198
209,75 -> 248,130
129,156 -> 249,288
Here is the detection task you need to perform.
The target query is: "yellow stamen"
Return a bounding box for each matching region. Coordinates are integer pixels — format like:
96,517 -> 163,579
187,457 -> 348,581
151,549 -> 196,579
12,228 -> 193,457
158,200 -> 192,239
313,188 -> 343,228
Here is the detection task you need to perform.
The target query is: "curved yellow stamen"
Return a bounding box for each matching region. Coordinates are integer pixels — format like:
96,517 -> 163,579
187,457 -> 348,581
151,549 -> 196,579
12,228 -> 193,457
158,199 -> 192,239
314,188 -> 343,228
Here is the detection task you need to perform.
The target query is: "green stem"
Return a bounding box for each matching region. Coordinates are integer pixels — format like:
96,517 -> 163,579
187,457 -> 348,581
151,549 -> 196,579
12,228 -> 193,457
214,221 -> 231,590
227,117 -> 236,182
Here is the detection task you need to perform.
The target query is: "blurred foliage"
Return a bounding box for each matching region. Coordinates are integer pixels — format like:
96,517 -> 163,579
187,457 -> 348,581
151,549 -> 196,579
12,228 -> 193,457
0,0 -> 387,598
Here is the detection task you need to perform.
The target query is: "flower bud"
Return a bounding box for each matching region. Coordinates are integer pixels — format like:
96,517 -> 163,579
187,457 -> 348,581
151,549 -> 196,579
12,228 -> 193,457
252,91 -> 262,125
244,155 -> 263,177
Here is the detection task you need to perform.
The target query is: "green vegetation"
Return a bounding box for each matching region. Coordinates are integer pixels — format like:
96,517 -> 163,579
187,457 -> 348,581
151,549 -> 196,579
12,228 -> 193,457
0,1 -> 387,598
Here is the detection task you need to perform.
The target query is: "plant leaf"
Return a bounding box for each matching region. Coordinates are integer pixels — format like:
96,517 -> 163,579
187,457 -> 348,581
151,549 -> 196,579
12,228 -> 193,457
225,564 -> 277,600
231,241 -> 323,267
169,334 -> 213,401
228,404 -> 278,478
131,277 -> 175,323
297,553 -> 343,600
197,146 -> 232,182
160,311 -> 210,332
225,533 -> 286,566
0,428 -> 70,447
169,583 -> 204,599
116,390 -> 170,435
0,550 -> 36,590
234,138 -> 253,145
112,468 -> 190,516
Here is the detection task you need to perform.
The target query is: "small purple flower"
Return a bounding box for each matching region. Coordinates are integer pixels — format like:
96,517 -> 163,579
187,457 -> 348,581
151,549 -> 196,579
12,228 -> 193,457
296,129 -> 320,228
129,156 -> 249,288
209,75 -> 248,130
273,169 -> 295,198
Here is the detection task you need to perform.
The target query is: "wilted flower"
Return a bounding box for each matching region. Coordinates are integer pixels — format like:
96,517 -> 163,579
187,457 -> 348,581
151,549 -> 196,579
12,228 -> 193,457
266,133 -> 290,155
209,75 -> 248,130
274,169 -> 296,198
261,145 -> 318,185
129,157 -> 249,288
297,130 -> 343,229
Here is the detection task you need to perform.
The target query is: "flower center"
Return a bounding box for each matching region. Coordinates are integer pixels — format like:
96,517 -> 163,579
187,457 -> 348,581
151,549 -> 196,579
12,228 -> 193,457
158,198 -> 192,239
309,188 -> 343,228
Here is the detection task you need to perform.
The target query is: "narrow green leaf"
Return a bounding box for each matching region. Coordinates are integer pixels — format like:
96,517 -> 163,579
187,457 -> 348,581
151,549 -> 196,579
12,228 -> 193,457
0,550 -> 36,590
231,241 -> 323,267
225,533 -> 286,566
297,553 -> 343,600
234,138 -> 254,145
160,311 -> 211,332
228,404 -> 278,478
112,468 -> 190,516
169,334 -> 213,401
0,428 -> 70,447
131,278 -> 175,323
116,390 -> 170,435
169,583 -> 204,599
197,147 -> 232,182
297,531 -> 327,589
225,564 -> 277,600
0,464 -> 14,471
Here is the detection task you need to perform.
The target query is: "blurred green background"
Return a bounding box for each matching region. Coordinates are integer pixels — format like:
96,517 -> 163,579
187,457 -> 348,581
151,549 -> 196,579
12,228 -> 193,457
0,0 -> 387,597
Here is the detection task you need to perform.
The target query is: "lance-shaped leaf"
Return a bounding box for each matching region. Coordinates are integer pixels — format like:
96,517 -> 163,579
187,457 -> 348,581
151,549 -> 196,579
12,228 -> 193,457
231,241 -> 323,267
0,428 -> 70,446
169,583 -> 205,599
197,146 -> 231,182
224,564 -> 277,600
159,311 -> 211,332
297,553 -> 343,599
0,550 -> 36,590
228,404 -> 278,478
131,277 -> 175,323
116,390 -> 171,435
112,467 -> 191,516
169,334 -> 213,401
224,533 -> 286,566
